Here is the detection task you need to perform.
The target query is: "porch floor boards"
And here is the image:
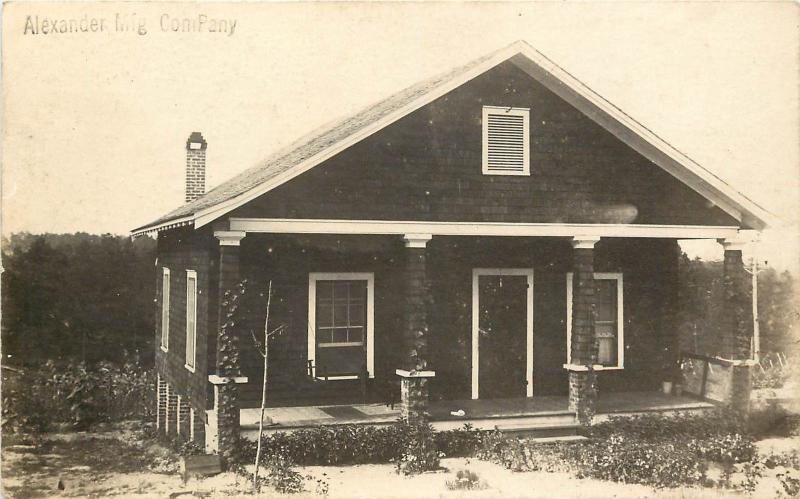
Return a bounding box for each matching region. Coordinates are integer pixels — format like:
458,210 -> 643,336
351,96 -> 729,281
240,391 -> 715,432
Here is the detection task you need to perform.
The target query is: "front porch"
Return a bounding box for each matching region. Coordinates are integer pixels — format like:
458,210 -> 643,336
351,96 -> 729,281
202,226 -> 757,456
239,391 -> 716,438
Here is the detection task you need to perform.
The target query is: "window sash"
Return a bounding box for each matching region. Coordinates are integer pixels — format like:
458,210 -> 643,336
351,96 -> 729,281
315,280 -> 367,346
161,268 -> 170,351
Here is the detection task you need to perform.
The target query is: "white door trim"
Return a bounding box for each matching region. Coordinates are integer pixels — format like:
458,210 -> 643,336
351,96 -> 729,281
471,268 -> 534,400
308,272 -> 375,380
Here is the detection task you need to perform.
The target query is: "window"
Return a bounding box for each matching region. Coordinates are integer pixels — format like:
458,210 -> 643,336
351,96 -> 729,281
185,270 -> 197,372
308,273 -> 374,380
161,268 -> 170,351
566,272 -> 624,369
482,105 -> 530,176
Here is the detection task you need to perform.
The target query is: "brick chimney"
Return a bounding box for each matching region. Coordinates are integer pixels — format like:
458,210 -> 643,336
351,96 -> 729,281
185,132 -> 207,203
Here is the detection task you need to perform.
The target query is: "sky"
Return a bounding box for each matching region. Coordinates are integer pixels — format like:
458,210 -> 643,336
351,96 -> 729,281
3,2 -> 798,271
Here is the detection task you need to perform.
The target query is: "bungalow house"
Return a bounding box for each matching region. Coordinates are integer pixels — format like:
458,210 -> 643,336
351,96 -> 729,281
132,41 -> 771,458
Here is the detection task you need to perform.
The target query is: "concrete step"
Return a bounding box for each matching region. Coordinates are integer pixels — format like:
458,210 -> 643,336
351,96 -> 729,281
495,422 -> 583,439
522,434 -> 589,444
432,412 -> 577,431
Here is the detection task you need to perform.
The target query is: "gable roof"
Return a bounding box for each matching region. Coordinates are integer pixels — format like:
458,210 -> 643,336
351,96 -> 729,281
132,40 -> 773,236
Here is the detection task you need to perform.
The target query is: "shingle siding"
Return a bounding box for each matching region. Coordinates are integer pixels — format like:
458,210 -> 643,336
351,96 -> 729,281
230,61 -> 737,227
235,234 -> 405,408
230,233 -> 677,407
155,227 -> 216,427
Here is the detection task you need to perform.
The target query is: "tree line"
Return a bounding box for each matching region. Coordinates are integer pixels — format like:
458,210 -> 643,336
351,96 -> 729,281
2,232 -> 156,366
677,254 -> 798,357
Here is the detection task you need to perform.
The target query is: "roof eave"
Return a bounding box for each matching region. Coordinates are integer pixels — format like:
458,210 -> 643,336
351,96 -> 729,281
130,215 -> 195,238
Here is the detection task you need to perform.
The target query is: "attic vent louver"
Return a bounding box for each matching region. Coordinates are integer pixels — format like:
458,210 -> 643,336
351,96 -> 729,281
482,106 -> 530,176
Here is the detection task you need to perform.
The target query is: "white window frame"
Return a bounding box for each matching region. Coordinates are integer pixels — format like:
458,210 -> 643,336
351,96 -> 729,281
308,272 -> 375,380
185,270 -> 197,372
566,272 -> 624,370
482,105 -> 531,176
161,268 -> 170,352
471,268 -> 534,400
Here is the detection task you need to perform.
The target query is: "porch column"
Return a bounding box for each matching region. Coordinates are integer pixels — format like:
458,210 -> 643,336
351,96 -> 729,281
396,233 -> 435,421
718,237 -> 755,414
565,236 -> 600,424
210,230 -> 249,465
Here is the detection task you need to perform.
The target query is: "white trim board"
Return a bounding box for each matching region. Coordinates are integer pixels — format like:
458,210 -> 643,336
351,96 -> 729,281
230,218 -> 742,240
132,41 -> 772,237
307,272 -> 375,380
471,268 -> 534,400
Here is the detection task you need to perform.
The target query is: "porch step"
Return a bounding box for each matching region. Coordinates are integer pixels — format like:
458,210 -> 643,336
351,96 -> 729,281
522,435 -> 589,444
431,412 -> 577,431
495,422 -> 583,439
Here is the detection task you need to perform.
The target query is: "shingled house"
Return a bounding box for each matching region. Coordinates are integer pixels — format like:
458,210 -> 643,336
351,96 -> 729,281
132,41 -> 771,458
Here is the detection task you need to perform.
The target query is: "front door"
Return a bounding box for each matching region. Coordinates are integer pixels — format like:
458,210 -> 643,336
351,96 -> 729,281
308,273 -> 375,380
471,269 -> 533,399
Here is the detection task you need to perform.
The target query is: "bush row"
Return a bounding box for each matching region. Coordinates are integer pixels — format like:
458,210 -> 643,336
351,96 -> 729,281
478,411 -> 761,489
234,410 -> 776,489
234,421 -> 493,474
1,360 -> 155,433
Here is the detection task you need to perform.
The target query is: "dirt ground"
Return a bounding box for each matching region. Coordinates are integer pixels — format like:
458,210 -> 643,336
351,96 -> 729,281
1,425 -> 796,498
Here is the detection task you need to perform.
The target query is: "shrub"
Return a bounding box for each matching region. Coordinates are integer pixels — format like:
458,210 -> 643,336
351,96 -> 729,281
445,469 -> 487,491
777,469 -> 800,497
688,432 -> 755,464
237,420 -> 488,469
763,450 -> 800,471
753,363 -> 787,389
435,424 -> 494,457
580,436 -> 709,488
587,410 -> 744,442
2,360 -> 155,433
477,433 -> 574,473
753,353 -> 793,390
239,423 -> 408,466
395,420 -> 440,475
234,454 -> 306,495
479,434 -> 709,488
265,455 -> 305,494
478,412 -> 763,490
